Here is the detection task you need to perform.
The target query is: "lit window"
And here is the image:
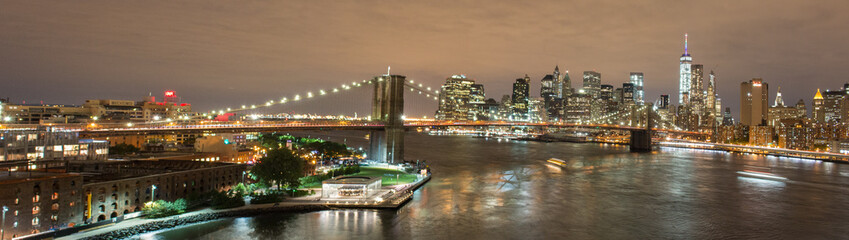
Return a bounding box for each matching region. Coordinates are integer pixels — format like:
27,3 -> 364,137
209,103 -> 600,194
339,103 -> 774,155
32,217 -> 39,226
51,203 -> 59,211
52,192 -> 59,200
32,206 -> 40,215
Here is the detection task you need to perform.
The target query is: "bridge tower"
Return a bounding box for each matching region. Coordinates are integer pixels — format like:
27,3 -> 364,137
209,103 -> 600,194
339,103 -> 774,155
630,103 -> 654,152
369,74 -> 406,163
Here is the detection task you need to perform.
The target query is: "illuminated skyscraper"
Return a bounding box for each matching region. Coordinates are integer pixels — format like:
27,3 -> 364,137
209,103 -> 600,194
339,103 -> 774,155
541,74 -> 556,99
690,64 -> 704,109
622,83 -> 635,105
722,107 -> 734,126
658,95 -> 669,109
706,70 -> 719,126
553,65 -> 562,98
582,71 -> 601,99
679,34 -> 692,105
630,72 -> 644,104
740,78 -> 769,126
512,75 -> 531,121
435,75 -> 475,120
541,69 -> 563,120
812,89 -> 825,123
562,70 -> 573,97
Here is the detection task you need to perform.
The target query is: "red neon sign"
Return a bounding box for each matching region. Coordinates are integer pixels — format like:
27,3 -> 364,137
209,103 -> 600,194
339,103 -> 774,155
165,91 -> 176,97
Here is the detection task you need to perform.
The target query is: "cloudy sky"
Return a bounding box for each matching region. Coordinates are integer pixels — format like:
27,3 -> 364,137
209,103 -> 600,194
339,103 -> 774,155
2,1 -> 848,118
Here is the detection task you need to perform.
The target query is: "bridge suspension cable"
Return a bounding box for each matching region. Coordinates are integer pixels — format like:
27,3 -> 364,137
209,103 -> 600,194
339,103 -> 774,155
206,77 -> 440,116
209,79 -> 372,115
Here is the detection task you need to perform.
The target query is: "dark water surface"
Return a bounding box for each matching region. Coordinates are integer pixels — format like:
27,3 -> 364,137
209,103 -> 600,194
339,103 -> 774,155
139,133 -> 849,240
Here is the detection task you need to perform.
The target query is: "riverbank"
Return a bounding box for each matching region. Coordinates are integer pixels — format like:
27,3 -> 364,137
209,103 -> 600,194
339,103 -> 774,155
57,203 -> 328,240
659,141 -> 849,163
57,173 -> 432,240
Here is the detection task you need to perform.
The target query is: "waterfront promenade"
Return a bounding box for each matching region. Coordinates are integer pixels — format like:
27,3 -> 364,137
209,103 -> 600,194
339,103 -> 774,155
56,173 -> 431,240
660,141 -> 849,163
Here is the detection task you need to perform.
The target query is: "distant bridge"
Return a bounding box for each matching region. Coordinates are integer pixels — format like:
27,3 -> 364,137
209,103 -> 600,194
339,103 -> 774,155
4,119 -> 705,137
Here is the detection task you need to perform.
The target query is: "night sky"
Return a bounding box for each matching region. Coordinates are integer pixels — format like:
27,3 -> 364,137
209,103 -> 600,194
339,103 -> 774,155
2,1 -> 848,119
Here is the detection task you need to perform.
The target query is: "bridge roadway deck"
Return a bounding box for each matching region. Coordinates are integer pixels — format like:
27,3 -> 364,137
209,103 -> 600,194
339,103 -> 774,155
2,121 -> 705,137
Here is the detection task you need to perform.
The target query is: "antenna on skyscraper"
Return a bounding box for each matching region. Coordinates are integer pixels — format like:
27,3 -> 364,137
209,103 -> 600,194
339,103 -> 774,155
387,66 -> 391,75
684,33 -> 688,55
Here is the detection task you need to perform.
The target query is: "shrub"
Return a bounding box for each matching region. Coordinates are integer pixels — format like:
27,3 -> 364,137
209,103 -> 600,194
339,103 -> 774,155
250,191 -> 286,204
210,191 -> 245,209
142,199 -> 187,218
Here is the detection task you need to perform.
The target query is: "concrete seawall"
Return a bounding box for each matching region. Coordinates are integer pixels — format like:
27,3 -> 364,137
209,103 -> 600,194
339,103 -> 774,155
77,204 -> 329,240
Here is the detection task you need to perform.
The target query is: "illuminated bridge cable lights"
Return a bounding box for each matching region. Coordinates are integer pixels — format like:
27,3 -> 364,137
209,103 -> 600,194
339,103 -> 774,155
211,79 -> 376,114
206,77 -> 443,116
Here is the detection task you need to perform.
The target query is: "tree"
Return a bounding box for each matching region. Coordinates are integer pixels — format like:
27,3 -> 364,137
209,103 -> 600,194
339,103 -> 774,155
252,148 -> 305,190
109,143 -> 140,155
303,141 -> 351,159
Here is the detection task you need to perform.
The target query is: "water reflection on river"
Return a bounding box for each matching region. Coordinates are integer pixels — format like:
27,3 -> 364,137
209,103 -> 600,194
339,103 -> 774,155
140,133 -> 849,240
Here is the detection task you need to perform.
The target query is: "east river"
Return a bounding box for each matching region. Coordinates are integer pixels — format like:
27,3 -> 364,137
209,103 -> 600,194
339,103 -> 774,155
139,133 -> 849,239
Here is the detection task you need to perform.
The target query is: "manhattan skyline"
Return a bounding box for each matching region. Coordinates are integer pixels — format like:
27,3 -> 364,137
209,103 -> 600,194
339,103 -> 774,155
2,1 -> 849,119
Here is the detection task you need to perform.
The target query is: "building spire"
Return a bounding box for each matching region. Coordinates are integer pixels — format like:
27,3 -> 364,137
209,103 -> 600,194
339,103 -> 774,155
684,33 -> 689,55
814,88 -> 823,100
774,87 -> 785,107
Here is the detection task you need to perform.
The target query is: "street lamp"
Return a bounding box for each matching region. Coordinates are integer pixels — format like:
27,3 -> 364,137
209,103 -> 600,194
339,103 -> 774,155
151,185 -> 157,202
2,205 -> 8,240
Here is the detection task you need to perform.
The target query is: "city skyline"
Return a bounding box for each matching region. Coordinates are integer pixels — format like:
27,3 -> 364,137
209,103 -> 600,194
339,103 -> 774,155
2,1 -> 849,119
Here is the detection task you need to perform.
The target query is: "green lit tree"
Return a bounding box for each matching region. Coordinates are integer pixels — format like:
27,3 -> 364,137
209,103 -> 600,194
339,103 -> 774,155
302,141 -> 351,160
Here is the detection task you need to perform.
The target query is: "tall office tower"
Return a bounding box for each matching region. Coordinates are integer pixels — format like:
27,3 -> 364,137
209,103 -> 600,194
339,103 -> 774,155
821,88 -> 847,124
600,85 -> 614,101
600,84 -> 616,116
679,33 -> 693,105
562,70 -> 573,97
813,89 -> 826,123
740,78 -> 769,126
795,99 -> 807,119
629,72 -> 644,104
435,75 -> 475,120
715,97 -> 723,124
582,71 -> 601,99
499,95 -> 513,120
565,90 -> 591,123
541,74 -> 556,99
658,95 -> 670,109
705,70 -> 718,124
613,88 -> 624,104
553,66 -> 562,98
469,83 -> 486,120
512,75 -> 531,121
622,83 -> 635,105
690,64 -> 705,109
541,72 -> 564,121
813,89 -> 825,123
722,107 -> 734,126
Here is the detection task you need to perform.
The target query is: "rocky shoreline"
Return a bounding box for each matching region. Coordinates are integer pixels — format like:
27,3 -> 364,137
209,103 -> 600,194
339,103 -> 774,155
80,205 -> 330,240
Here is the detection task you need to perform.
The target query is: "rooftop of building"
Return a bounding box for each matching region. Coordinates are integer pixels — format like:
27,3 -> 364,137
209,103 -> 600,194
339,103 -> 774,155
67,159 -> 241,184
0,171 -> 80,185
323,176 -> 381,185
